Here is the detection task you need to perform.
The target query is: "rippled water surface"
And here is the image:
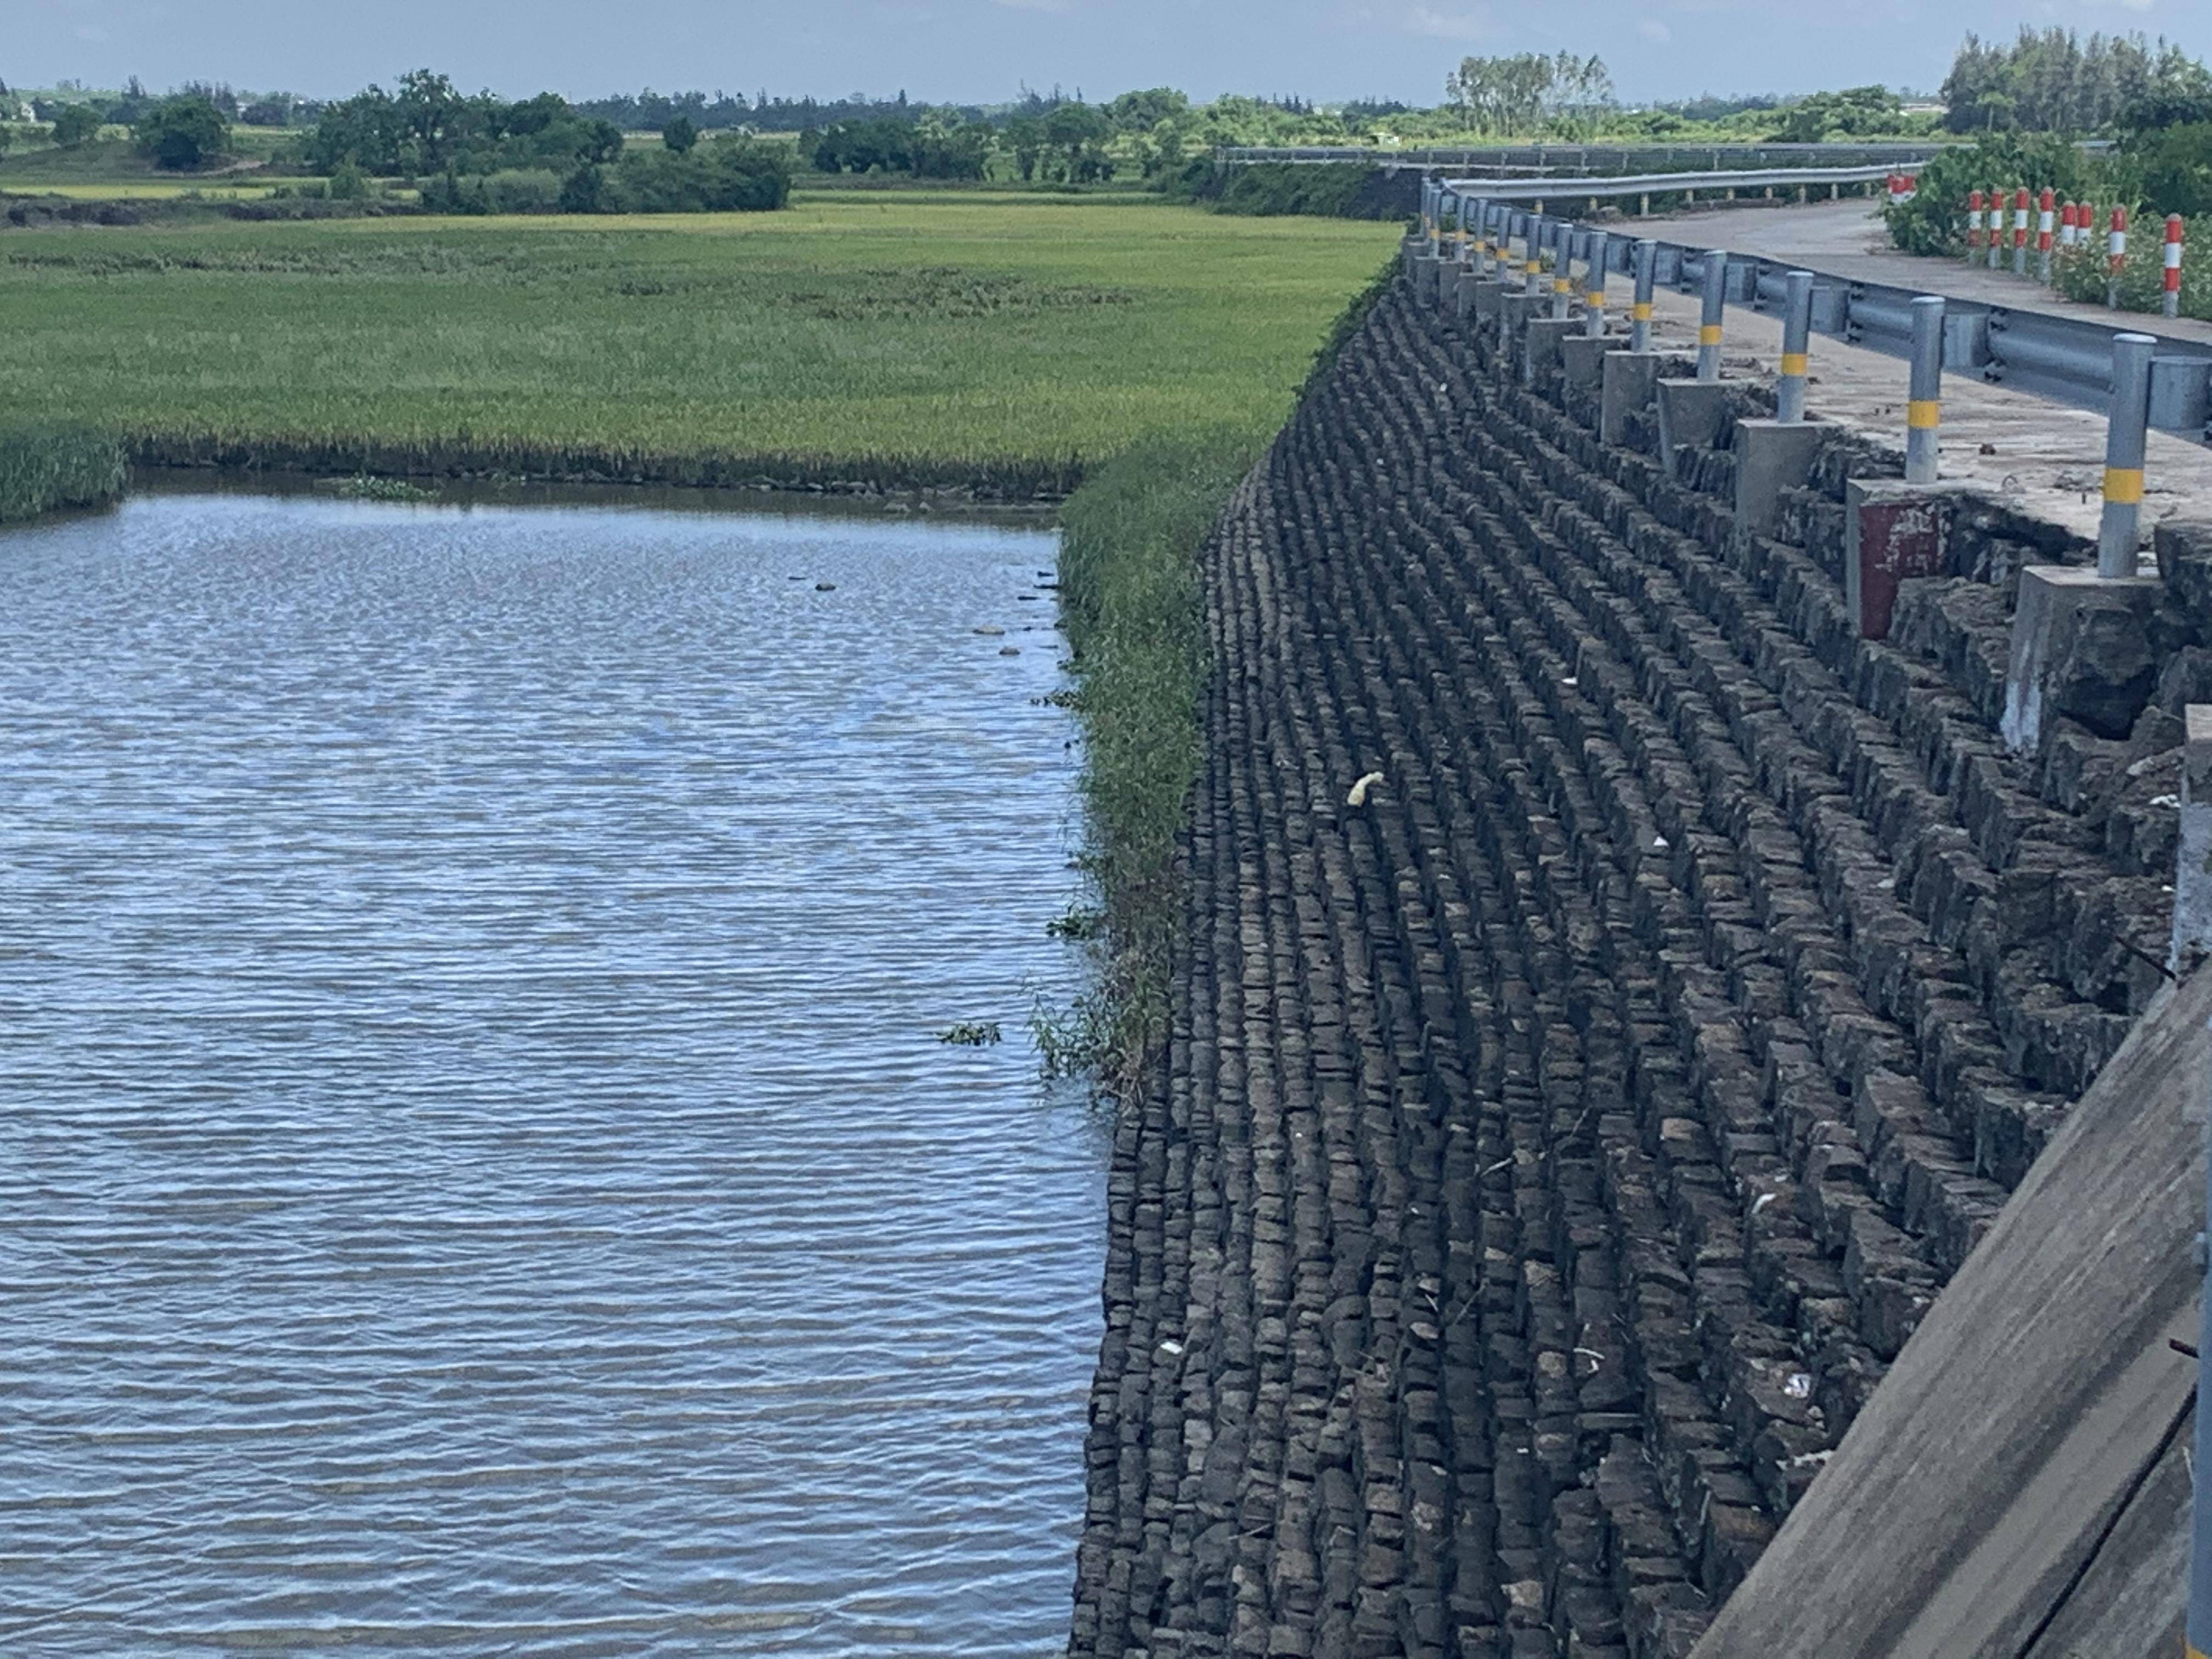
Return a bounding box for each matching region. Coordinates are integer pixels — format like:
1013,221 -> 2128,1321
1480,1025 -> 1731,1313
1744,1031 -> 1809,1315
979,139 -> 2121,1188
0,492 -> 1103,1656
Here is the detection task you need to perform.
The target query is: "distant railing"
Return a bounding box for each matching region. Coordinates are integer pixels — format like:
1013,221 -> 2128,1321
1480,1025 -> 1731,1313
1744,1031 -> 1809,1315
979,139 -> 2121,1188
1437,165 -> 1899,204
1215,141 -> 1951,173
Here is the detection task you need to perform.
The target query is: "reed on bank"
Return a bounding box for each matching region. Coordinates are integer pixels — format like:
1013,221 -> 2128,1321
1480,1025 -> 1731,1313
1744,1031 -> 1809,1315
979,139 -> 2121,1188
1045,256 -> 1398,1090
0,426 -> 128,523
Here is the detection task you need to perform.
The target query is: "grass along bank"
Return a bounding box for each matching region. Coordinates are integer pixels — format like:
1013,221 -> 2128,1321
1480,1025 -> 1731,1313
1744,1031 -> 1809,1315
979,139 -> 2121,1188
1045,256 -> 1398,1089
0,427 -> 127,523
0,193 -> 1392,498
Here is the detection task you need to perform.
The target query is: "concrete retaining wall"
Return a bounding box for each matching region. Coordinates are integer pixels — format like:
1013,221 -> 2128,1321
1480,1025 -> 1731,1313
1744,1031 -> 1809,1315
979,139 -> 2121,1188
1067,273 -> 2207,1657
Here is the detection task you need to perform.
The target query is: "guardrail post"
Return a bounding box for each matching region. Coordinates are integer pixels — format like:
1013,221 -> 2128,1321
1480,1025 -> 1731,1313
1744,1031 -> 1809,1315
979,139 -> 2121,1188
2166,215 -> 2185,321
1697,250 -> 1728,382
1776,270 -> 1813,424
2109,207 -> 2128,309
1906,296 -> 1944,486
1583,232 -> 1606,336
2037,188 -> 2055,283
1630,238 -> 1657,352
2100,332 -> 2155,578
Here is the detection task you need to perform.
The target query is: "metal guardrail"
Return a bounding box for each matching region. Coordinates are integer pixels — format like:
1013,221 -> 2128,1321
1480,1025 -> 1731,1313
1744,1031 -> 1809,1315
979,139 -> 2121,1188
1438,165 -> 1898,202
1216,141 -> 1950,171
1423,205 -> 2212,437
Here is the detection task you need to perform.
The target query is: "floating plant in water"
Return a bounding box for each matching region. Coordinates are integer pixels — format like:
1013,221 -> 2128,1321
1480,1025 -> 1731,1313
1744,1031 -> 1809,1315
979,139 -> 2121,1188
937,1021 -> 1003,1047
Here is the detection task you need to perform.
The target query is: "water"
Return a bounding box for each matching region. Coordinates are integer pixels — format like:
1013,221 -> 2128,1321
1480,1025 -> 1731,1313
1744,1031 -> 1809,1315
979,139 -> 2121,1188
0,490 -> 1104,1656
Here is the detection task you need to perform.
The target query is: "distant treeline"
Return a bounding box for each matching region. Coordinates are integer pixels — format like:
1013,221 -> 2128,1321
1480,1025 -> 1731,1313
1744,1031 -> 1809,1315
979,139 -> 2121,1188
1939,26 -> 2210,133
294,72 -> 788,213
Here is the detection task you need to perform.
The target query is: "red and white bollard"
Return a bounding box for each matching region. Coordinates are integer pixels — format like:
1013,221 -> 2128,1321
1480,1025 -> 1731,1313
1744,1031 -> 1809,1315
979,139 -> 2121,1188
1989,186 -> 2006,268
2109,206 -> 2129,309
2167,215 -> 2185,320
2012,186 -> 2030,274
1902,172 -> 1917,202
2061,201 -> 2080,251
2037,188 -> 2055,281
1967,189 -> 1985,257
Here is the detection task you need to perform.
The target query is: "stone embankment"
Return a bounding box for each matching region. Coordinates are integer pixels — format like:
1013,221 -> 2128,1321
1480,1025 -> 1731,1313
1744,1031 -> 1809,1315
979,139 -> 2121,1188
1068,273 -> 2212,1657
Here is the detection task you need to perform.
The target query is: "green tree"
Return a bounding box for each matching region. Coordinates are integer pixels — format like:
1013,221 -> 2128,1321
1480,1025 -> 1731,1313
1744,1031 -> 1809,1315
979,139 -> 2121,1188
1770,85 -> 1904,142
48,103 -> 101,146
1004,114 -> 1044,182
663,115 -> 698,153
1105,88 -> 1188,132
133,93 -> 230,170
1043,101 -> 1111,182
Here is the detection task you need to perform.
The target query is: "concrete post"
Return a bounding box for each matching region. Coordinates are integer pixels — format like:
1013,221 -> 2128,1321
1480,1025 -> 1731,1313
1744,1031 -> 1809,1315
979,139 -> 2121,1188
1601,351 -> 1661,446
1551,222 -> 1573,320
1844,480 -> 1953,639
1736,416 -> 1826,538
1656,378 -> 1734,481
1697,250 -> 1728,382
2000,566 -> 2162,756
1776,270 -> 1813,424
1906,296 -> 1944,487
2099,334 -> 2155,579
1525,214 -> 1545,300
1630,239 -> 1656,353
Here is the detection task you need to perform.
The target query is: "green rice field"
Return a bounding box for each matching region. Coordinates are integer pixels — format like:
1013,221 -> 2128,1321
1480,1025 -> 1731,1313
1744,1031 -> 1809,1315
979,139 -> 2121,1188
0,193 -> 1395,493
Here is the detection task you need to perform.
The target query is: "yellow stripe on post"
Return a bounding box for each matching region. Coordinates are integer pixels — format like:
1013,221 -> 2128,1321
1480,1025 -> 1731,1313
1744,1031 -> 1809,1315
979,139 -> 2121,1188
1632,302 -> 1653,321
1906,400 -> 1940,430
1525,261 -> 1541,274
1779,352 -> 1809,376
1699,324 -> 1723,346
2105,466 -> 2146,505
1585,290 -> 1604,305
1554,278 -> 1572,292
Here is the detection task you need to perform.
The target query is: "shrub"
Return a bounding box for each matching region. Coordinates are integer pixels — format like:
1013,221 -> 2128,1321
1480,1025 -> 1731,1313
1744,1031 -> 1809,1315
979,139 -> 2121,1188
48,103 -> 101,146
597,139 -> 791,212
2120,122 -> 2212,218
133,94 -> 231,171
1882,132 -> 2092,255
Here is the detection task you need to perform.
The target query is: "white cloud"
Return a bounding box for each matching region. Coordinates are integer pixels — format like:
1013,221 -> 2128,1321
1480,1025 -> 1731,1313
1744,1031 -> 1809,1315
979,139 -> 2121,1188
1402,4 -> 1498,39
1637,16 -> 1671,41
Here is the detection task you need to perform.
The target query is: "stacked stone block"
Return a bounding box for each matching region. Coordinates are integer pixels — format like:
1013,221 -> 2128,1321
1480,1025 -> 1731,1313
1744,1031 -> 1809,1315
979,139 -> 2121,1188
1068,279 -> 2193,1659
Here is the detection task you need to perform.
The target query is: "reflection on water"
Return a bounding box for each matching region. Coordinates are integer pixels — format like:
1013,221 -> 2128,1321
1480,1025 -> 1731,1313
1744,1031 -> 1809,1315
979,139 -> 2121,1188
0,492 -> 1103,1656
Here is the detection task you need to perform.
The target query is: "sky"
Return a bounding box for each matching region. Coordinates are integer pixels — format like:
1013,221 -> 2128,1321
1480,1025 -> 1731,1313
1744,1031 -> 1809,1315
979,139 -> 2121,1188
8,0 -> 2205,107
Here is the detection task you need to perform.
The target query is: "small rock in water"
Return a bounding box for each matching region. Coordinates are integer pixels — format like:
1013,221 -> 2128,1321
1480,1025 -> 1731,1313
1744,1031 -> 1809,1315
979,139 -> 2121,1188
974,625 -> 1006,636
815,582 -> 837,591
1000,646 -> 1021,656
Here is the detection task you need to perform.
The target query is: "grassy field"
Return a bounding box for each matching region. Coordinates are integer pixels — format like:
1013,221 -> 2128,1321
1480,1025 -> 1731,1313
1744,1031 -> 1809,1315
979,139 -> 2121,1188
0,191 -> 1392,493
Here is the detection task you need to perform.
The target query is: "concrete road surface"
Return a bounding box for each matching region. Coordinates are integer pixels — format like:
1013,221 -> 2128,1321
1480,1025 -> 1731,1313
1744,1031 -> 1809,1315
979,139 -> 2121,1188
1654,196 -> 2212,348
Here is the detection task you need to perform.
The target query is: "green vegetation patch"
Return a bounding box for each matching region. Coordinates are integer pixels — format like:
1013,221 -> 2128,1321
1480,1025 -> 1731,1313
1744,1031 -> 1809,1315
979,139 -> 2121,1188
1042,255 -> 1398,1089
780,266 -> 1133,321
0,196 -> 1392,496
0,426 -> 127,523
